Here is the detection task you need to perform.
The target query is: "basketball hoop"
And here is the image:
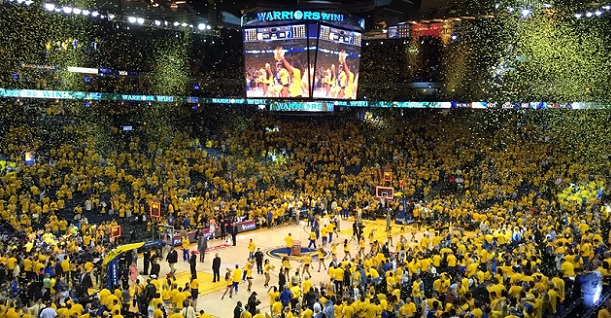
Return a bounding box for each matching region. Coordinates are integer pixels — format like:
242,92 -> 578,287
376,186 -> 394,200
159,224 -> 174,246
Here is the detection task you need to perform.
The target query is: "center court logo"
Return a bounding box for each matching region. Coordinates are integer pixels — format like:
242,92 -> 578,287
265,246 -> 331,262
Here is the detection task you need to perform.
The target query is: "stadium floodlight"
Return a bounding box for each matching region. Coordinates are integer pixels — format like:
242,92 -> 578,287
62,7 -> 73,14
16,0 -> 25,4
206,25 -> 211,30
173,21 -> 180,26
198,23 -> 206,30
521,9 -> 531,17
603,5 -> 610,10
575,13 -> 582,18
181,22 -> 188,27
82,9 -> 90,16
73,8 -> 81,14
25,0 -> 34,4
189,24 -> 193,28
128,16 -> 137,23
43,3 -> 55,11
586,11 -> 593,17
164,21 -> 169,25
91,11 -> 99,17
137,18 -> 145,24
154,20 -> 161,26
108,14 -> 115,20
595,10 -> 602,16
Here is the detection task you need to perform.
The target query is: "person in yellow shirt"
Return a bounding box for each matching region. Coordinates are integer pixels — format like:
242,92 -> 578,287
302,254 -> 312,277
198,309 -> 212,318
276,47 -> 303,98
173,287 -> 187,310
182,236 -> 190,262
343,239 -> 352,260
400,298 -> 417,318
321,225 -> 329,246
232,264 -> 243,293
301,306 -> 314,318
561,257 -> 576,277
190,277 -> 199,309
334,265 -> 345,291
247,239 -> 256,259
60,255 -> 70,279
308,230 -> 317,250
342,300 -> 355,318
317,248 -> 328,273
285,233 -> 293,256
410,277 -> 423,311
169,308 -> 185,318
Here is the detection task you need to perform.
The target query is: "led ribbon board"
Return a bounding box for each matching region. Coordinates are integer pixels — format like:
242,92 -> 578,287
0,89 -> 609,109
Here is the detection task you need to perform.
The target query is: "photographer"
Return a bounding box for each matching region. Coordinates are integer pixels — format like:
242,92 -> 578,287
247,292 -> 261,316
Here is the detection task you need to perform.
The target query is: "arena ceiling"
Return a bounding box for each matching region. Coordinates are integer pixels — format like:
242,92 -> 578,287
184,0 -> 466,30
105,0 -> 470,33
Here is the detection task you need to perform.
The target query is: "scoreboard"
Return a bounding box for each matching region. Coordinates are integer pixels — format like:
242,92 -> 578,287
242,18 -> 362,100
319,25 -> 362,46
244,25 -> 307,42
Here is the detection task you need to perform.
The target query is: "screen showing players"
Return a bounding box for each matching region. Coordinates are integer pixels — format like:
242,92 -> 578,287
313,25 -> 361,100
243,25 -> 314,98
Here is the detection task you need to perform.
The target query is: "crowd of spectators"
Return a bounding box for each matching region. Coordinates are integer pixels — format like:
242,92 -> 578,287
0,99 -> 609,318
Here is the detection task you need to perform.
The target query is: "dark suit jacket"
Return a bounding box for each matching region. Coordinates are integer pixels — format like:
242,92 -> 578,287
80,273 -> 93,290
212,256 -> 221,271
166,250 -> 178,263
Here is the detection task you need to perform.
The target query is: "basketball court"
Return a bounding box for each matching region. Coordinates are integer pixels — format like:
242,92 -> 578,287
131,215 -> 427,317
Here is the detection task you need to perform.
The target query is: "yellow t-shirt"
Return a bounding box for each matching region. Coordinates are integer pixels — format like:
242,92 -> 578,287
232,268 -> 243,283
289,68 -> 302,97
344,71 -> 356,99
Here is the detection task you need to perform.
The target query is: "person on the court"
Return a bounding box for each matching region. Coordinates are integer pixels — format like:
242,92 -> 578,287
307,230 -> 317,250
232,264 -> 243,294
221,268 -> 234,300
263,259 -> 274,288
321,224 -> 328,246
316,247 -> 327,272
285,233 -> 293,256
301,253 -> 312,277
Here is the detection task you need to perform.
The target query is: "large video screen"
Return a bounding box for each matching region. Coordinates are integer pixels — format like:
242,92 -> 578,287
313,25 -> 362,100
243,25 -> 314,98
